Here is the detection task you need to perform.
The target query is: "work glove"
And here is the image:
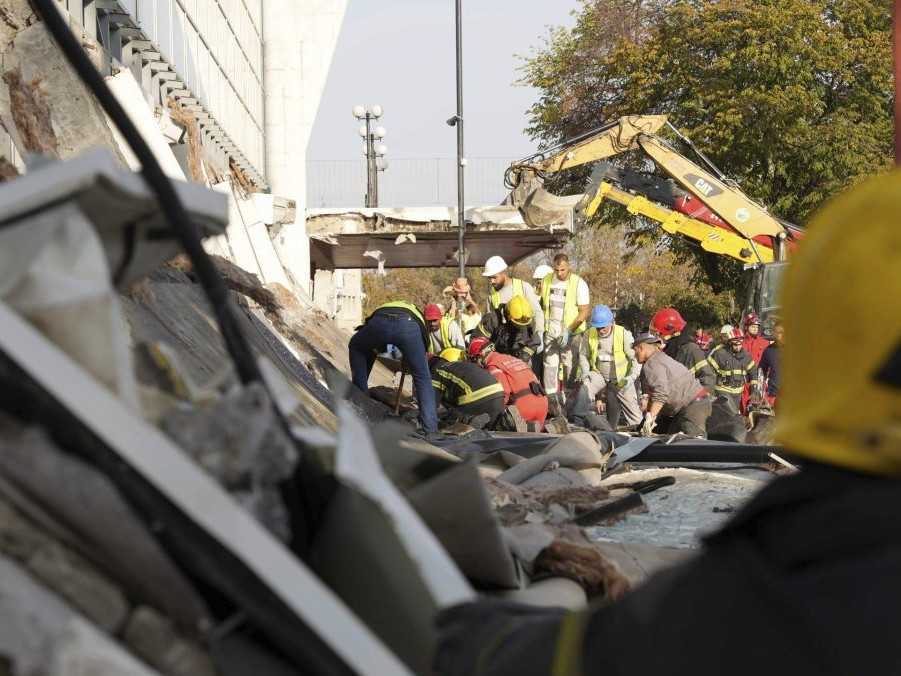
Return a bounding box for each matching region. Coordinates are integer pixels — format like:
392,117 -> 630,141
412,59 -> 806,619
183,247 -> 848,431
640,413 -> 657,437
558,328 -> 570,348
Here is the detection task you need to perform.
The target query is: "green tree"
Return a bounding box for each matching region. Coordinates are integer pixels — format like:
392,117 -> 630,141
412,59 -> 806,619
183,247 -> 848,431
522,0 -> 894,287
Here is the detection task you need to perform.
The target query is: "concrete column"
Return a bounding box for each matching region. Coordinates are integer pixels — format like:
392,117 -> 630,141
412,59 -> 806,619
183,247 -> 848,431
262,0 -> 347,296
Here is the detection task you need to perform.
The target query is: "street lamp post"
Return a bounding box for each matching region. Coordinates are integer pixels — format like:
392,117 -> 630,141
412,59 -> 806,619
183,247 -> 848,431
446,0 -> 466,329
353,105 -> 388,207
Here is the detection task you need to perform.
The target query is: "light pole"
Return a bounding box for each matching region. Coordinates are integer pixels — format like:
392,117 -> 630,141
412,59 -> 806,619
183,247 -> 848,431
447,0 -> 465,279
353,105 -> 388,207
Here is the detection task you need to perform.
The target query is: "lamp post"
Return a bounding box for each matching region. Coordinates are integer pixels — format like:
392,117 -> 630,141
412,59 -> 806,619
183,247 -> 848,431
447,0 -> 465,279
353,105 -> 388,207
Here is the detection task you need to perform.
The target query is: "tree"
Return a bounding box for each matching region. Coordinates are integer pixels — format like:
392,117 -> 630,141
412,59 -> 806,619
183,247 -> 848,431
521,0 -> 894,283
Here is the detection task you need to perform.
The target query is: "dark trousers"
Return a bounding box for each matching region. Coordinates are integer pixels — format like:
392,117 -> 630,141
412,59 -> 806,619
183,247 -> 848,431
450,394 -> 506,427
348,313 -> 438,433
657,397 -> 712,438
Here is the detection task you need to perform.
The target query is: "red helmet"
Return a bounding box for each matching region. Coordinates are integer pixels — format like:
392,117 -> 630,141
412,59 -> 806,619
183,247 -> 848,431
467,337 -> 493,360
743,312 -> 760,328
728,327 -> 745,341
696,332 -> 713,351
650,308 -> 686,337
424,304 -> 442,321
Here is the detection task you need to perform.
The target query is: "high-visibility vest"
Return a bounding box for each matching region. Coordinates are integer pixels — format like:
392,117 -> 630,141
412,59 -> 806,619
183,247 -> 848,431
587,324 -> 632,386
371,301 -> 428,348
541,273 -> 587,335
430,316 -> 454,353
489,278 -> 525,310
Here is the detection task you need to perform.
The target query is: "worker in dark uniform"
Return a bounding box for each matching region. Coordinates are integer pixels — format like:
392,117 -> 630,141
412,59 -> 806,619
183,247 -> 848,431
707,326 -> 758,412
348,300 -> 438,435
650,307 -> 716,393
468,337 -> 547,431
432,169 -> 901,676
430,348 -> 505,428
757,320 -> 783,406
473,295 -> 541,364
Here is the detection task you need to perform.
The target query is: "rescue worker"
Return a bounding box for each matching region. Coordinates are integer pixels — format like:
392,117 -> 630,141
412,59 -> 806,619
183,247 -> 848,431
694,328 -> 713,353
349,301 -> 438,435
756,320 -> 783,406
707,327 -> 758,411
429,347 -> 505,428
473,295 -> 541,363
442,277 -> 482,334
577,304 -> 642,429
482,255 -> 544,335
650,307 -> 716,393
532,263 -> 553,297
425,303 -> 464,354
468,337 -> 548,431
433,166 -> 901,676
540,253 -> 591,415
742,312 -> 771,364
632,332 -> 711,437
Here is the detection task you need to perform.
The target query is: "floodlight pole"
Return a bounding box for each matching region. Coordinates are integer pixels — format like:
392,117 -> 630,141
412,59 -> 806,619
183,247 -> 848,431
454,0 -> 465,278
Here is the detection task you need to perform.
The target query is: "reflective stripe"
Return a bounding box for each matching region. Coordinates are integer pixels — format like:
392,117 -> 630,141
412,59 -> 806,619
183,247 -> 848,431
435,368 -> 504,405
489,278 -> 524,309
690,359 -> 709,374
551,611 -> 589,676
715,384 -> 745,395
541,272 -> 587,334
587,324 -> 630,386
431,380 -> 446,391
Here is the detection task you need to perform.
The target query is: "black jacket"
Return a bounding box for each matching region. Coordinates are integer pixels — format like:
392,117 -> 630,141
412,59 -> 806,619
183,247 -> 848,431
436,464 -> 901,676
664,331 -> 716,390
759,344 -> 780,396
476,311 -> 540,362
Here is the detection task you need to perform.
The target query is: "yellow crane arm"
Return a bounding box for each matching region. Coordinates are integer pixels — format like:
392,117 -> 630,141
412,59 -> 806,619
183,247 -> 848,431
636,135 -> 784,240
583,181 -> 774,265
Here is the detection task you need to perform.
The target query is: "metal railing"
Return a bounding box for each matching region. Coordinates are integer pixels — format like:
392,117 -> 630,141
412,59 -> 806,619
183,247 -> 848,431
307,157 -> 515,208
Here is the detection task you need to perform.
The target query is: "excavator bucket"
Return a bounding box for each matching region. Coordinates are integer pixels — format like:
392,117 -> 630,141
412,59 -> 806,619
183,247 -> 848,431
514,181 -> 585,228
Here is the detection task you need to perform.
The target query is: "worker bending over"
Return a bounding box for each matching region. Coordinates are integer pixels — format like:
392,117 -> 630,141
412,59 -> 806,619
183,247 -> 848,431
540,253 -> 590,415
474,295 -> 541,363
433,169 -> 901,676
650,307 -> 717,393
634,332 -> 711,437
578,304 -> 642,429
349,301 -> 438,435
707,327 -> 757,412
429,348 -> 505,429
468,337 -> 547,431
425,303 -> 465,354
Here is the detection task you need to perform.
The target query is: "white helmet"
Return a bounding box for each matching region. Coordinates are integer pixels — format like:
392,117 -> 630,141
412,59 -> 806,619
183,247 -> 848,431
720,324 -> 734,337
482,255 -> 508,277
533,263 -> 553,280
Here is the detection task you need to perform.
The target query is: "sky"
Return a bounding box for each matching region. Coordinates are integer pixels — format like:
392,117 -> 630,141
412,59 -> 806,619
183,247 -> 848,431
307,0 -> 580,207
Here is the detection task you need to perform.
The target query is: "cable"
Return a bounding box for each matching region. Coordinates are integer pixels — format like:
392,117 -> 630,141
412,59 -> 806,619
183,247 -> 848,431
33,0 -> 263,388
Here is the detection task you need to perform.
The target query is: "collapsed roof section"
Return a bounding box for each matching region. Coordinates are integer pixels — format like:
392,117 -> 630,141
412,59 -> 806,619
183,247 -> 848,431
306,206 -> 574,271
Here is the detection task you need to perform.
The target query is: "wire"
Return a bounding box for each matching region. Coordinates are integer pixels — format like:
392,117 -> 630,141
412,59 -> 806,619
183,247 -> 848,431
32,0 -> 263,388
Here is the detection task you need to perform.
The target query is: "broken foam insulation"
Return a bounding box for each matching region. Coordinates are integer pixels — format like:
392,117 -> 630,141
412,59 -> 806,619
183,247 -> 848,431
2,67 -> 58,157
166,99 -> 206,183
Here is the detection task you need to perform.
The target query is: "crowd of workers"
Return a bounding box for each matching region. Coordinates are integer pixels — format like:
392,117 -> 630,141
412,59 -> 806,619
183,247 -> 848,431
348,252 -> 782,439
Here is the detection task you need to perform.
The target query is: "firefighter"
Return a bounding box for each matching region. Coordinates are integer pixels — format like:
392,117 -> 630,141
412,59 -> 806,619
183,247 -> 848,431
429,347 -> 505,428
578,304 -> 642,429
707,327 -> 758,412
349,301 -> 438,435
742,312 -> 771,364
540,253 -> 591,415
468,337 -> 548,431
482,256 -> 544,338
650,307 -> 716,393
473,295 -> 540,363
433,167 -> 901,676
756,319 -> 783,406
425,303 -> 464,354
632,332 -> 711,437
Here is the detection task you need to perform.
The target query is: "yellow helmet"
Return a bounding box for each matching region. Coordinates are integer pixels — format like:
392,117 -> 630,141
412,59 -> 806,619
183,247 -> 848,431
775,169 -> 901,476
506,295 -> 533,326
439,347 -> 465,362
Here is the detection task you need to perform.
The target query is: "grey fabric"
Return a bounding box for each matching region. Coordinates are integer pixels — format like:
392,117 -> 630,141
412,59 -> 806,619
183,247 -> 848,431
639,350 -> 703,416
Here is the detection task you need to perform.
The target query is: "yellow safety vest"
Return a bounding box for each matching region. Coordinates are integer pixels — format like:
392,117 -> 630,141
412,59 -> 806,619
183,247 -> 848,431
372,301 -> 428,348
489,278 -> 525,310
430,316 -> 454,353
542,273 -> 587,335
587,324 -> 631,386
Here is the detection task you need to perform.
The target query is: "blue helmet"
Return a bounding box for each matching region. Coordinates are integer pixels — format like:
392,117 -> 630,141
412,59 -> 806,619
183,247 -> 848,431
590,304 -> 614,328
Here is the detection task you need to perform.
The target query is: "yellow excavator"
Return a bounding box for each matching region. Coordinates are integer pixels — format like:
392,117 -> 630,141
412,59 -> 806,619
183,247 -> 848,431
505,115 -> 803,322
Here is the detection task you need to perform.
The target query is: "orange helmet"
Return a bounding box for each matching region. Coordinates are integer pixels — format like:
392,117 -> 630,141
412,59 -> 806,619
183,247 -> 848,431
650,308 -> 686,337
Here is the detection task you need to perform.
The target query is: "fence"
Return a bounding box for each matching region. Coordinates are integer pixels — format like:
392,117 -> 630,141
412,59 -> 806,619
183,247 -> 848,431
306,157 -> 515,208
